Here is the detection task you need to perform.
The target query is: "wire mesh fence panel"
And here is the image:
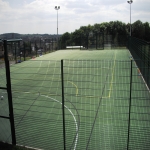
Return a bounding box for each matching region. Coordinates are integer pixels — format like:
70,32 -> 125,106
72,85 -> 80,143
0,59 -> 12,143
129,60 -> 150,150
6,41 -> 22,64
0,59 -> 6,88
10,60 -> 64,149
129,36 -> 150,88
63,59 -> 132,150
1,46 -> 150,150
104,35 -> 112,50
0,88 -> 12,144
0,117 -> 12,143
88,33 -> 96,50
111,35 -> 128,49
97,33 -> 104,50
80,35 -> 88,50
4,39 -> 58,64
0,89 -> 9,117
7,43 -> 15,63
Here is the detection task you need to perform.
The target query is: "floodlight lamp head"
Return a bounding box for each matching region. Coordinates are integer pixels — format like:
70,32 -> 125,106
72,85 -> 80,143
127,0 -> 133,4
55,6 -> 60,10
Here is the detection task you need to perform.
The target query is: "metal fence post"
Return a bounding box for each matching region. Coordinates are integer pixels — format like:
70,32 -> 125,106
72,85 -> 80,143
35,40 -> 37,57
52,38 -> 53,51
49,39 -> 50,53
127,60 -> 133,150
80,34 -> 82,50
103,32 -> 104,50
61,59 -> 66,150
15,42 -> 17,63
4,40 -> 16,145
148,42 -> 150,88
23,42 -> 26,61
87,34 -> 89,49
96,32 -> 97,49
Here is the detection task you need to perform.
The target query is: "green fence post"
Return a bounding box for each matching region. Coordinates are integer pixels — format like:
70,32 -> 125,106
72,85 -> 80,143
96,32 -> 97,49
35,40 -> 37,57
87,34 -> 88,49
23,42 -> 26,61
61,60 -> 66,150
148,43 -> 150,88
127,60 -> 133,150
80,34 -> 82,50
4,40 -> 16,145
49,39 -> 50,53
103,32 -> 104,50
52,38 -> 53,51
15,42 -> 17,63
60,38 -> 62,50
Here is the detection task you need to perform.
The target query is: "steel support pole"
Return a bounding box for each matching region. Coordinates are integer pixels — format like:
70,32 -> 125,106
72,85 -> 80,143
127,60 -> 133,150
4,40 -> 16,145
130,4 -> 131,36
61,60 -> 66,150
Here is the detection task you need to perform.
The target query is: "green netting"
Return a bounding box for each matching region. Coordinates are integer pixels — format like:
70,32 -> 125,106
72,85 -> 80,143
128,36 -> 150,89
0,50 -> 150,149
63,59 -> 150,149
0,59 -> 12,143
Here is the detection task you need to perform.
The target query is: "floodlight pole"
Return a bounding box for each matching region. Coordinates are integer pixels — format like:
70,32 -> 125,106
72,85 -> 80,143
55,6 -> 60,50
127,0 -> 133,36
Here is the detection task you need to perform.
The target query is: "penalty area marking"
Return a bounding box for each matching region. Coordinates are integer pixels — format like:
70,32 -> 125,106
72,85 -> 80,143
41,94 -> 78,150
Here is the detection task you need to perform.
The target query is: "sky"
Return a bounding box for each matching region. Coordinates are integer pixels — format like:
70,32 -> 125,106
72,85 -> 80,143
0,0 -> 150,34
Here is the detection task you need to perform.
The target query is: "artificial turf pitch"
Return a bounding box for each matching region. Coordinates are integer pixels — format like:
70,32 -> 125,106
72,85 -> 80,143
0,49 -> 150,150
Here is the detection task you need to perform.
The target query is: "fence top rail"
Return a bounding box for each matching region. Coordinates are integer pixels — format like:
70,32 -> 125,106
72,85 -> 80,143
17,59 -> 144,62
63,59 -> 135,62
130,36 -> 150,45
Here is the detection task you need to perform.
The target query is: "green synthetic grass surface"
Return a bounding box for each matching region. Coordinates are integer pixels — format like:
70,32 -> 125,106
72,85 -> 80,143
0,49 -> 150,150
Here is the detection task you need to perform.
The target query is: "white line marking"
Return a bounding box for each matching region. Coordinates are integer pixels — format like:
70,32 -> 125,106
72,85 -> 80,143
41,95 -> 78,150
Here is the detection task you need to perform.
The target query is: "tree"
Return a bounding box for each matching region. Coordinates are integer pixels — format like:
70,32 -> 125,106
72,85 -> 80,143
143,22 -> 150,41
72,29 -> 82,46
132,20 -> 145,39
59,32 -> 71,49
60,20 -> 150,49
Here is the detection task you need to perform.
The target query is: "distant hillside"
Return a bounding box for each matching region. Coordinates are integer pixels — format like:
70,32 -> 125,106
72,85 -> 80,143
0,33 -> 62,40
0,33 -> 21,39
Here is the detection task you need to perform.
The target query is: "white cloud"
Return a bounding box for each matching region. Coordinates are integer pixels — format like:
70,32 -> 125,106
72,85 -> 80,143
0,0 -> 150,34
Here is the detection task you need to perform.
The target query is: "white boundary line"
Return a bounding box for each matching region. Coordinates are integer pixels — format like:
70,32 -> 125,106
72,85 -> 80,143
0,142 -> 43,150
16,144 -> 43,150
140,72 -> 150,93
128,50 -> 150,94
41,94 -> 78,150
